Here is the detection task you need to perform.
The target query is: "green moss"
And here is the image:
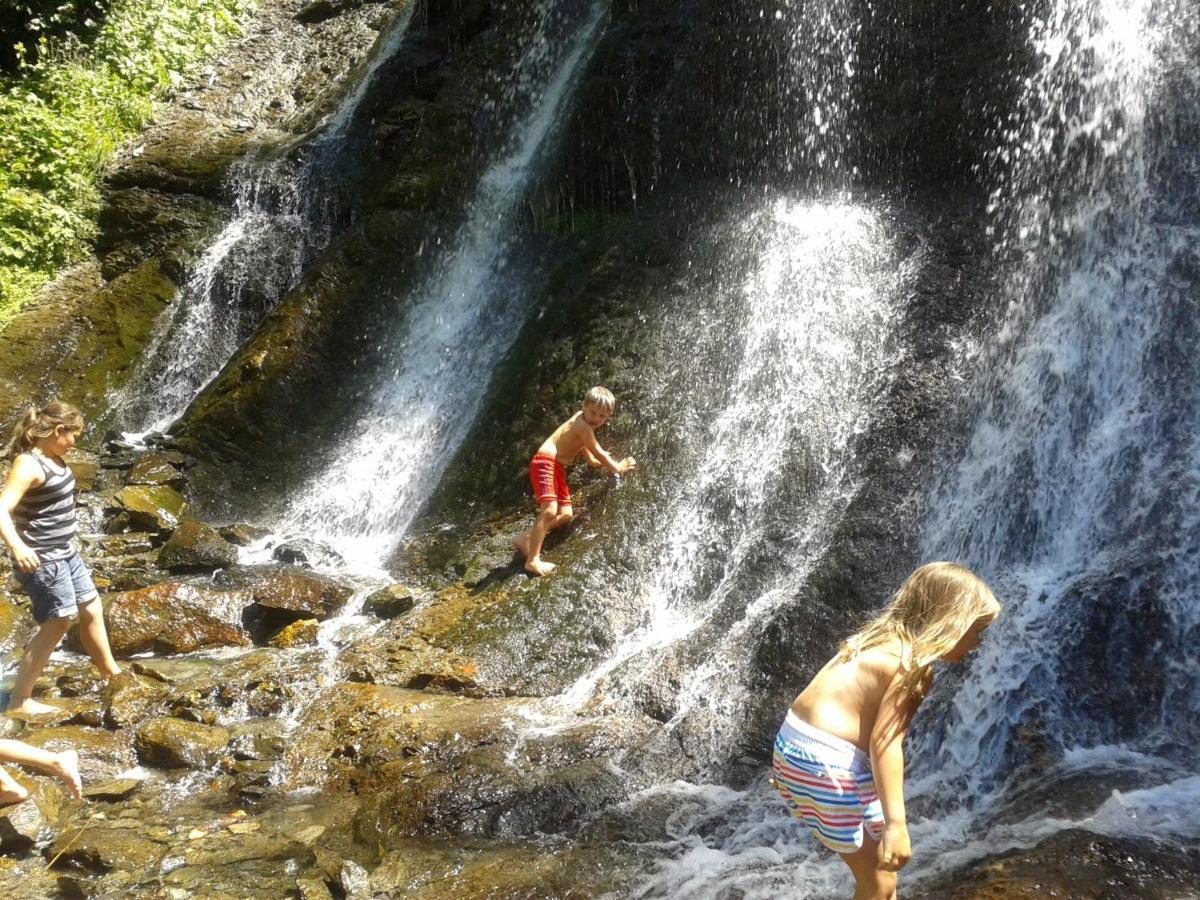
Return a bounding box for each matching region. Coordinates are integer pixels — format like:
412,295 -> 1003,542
0,0 -> 249,324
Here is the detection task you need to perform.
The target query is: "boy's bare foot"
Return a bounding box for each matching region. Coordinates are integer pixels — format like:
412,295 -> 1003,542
512,534 -> 530,559
6,698 -> 61,717
53,750 -> 82,800
525,558 -> 556,576
0,784 -> 30,805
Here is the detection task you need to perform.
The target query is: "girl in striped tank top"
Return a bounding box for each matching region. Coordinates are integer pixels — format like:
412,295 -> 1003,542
771,562 -> 1001,899
0,401 -> 120,717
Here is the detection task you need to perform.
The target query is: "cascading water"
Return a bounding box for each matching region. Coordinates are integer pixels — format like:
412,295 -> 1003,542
558,199 -> 903,712
904,0 -> 1200,873
626,0 -> 1200,896
109,5 -> 416,436
276,1 -> 609,574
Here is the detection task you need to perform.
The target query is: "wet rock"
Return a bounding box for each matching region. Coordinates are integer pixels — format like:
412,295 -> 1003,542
339,859 -> 370,898
134,717 -> 231,769
217,568 -> 351,640
44,821 -> 166,874
297,874 -> 335,899
267,618 -> 320,648
67,458 -> 100,493
219,523 -> 270,546
110,484 -> 187,533
17,726 -> 135,781
81,779 -> 142,803
102,671 -> 172,729
125,452 -> 187,488
270,539 -> 344,569
914,828 -> 1200,898
362,584 -> 417,619
228,720 -> 287,761
0,793 -> 50,854
157,520 -> 239,572
78,582 -> 250,657
80,532 -> 157,557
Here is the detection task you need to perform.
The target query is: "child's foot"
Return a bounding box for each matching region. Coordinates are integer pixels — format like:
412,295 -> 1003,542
6,698 -> 61,717
511,534 -> 530,559
525,558 -> 556,576
53,750 -> 82,800
0,784 -> 30,805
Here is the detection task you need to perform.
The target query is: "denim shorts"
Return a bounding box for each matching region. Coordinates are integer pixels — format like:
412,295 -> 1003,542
13,552 -> 99,624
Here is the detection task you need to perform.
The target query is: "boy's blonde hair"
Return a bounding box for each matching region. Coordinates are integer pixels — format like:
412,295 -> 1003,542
838,562 -> 1001,698
6,401 -> 84,460
583,386 -> 615,414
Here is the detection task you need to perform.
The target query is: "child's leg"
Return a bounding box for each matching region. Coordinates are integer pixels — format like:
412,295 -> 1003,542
524,500 -> 560,575
0,739 -> 81,800
0,765 -> 30,804
842,838 -> 897,900
553,504 -> 573,529
76,598 -> 121,680
8,616 -> 73,715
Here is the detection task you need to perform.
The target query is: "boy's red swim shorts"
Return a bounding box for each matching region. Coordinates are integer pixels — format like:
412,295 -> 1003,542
530,454 -> 570,507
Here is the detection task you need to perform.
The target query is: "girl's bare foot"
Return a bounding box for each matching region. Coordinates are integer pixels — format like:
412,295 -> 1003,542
512,534 -> 530,559
0,784 -> 30,805
525,558 -> 556,576
6,698 -> 60,717
53,750 -> 82,800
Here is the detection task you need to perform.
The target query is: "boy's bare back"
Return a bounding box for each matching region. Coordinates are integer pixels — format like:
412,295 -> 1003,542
537,412 -> 594,464
791,642 -> 911,752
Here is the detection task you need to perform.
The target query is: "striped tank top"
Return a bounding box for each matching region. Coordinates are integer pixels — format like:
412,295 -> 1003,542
12,451 -> 77,562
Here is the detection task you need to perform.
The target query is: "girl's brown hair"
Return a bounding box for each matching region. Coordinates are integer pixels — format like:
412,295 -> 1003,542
837,562 -> 1001,699
6,401 -> 84,460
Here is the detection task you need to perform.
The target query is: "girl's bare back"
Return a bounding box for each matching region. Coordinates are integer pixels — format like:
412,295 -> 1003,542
791,643 -> 904,751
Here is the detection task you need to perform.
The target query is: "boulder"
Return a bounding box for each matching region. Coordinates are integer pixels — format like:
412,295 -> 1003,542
267,618 -> 320,648
102,671 -> 172,729
219,523 -> 270,546
43,821 -> 167,874
157,520 -> 239,572
217,569 -> 352,640
362,585 -> 417,620
134,717 -> 231,769
111,484 -> 187,533
66,458 -> 99,492
125,452 -> 186,488
81,778 -> 142,802
77,582 -> 250,657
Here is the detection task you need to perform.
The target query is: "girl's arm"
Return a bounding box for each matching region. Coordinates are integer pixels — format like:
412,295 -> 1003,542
0,455 -> 43,572
869,666 -> 929,871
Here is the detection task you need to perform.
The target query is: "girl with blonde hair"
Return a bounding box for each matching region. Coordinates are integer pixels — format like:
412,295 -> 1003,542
771,562 -> 1001,900
0,401 -> 120,716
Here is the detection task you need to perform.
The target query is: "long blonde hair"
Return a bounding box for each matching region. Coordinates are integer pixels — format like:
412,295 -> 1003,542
838,562 -> 1001,698
6,401 -> 84,460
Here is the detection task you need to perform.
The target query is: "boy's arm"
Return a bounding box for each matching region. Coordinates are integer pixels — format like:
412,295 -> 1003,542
0,456 -> 42,572
583,429 -> 636,475
869,666 -> 928,872
581,447 -> 604,467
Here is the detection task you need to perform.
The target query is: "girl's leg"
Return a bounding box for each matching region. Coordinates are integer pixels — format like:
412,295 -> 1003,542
76,598 -> 121,679
0,739 -> 81,800
842,837 -> 898,900
8,616 -> 73,715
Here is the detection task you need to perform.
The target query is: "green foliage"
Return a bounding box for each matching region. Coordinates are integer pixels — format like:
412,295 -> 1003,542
0,0 -> 248,323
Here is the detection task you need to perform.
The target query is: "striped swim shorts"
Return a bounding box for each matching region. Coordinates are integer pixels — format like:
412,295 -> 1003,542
770,709 -> 884,854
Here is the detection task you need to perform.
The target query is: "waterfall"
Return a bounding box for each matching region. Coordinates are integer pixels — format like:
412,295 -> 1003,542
559,199 -> 902,711
110,5 -> 416,436
277,1 -> 609,574
620,0 -> 1200,896
905,0 -> 1200,864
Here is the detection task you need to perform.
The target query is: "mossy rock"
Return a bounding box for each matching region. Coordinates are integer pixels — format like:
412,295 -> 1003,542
111,484 -> 187,533
134,717 -> 232,769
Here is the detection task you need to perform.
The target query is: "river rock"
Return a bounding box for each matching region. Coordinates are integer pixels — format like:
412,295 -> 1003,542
80,582 -> 250,657
125,452 -> 187,488
111,484 -> 187,533
102,671 -> 173,729
135,717 -> 232,769
82,779 -> 143,803
18,725 -> 138,781
44,821 -> 167,874
157,520 -> 239,572
217,568 -> 352,640
267,618 -> 320,648
362,585 -> 417,619
66,458 -> 100,492
219,523 -> 270,546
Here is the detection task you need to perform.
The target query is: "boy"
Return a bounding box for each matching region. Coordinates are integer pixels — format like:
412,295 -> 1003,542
513,387 -> 635,575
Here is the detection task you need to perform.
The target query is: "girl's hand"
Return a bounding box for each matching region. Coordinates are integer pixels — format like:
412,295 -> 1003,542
13,544 -> 40,573
878,821 -> 911,871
